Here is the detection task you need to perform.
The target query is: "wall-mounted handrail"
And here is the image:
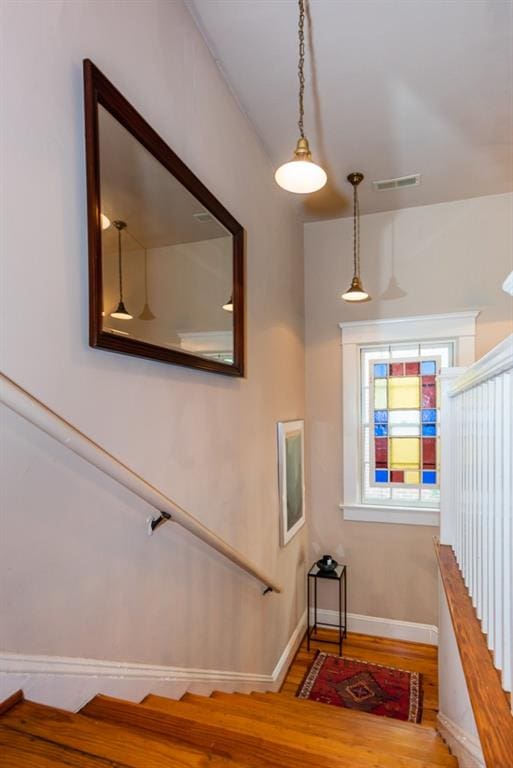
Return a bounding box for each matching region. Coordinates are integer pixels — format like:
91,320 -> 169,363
0,373 -> 282,594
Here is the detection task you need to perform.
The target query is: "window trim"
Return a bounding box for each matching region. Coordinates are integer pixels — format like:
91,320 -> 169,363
339,312 -> 479,526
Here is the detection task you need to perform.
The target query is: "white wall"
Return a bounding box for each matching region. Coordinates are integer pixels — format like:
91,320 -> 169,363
0,0 -> 305,690
304,193 -> 513,625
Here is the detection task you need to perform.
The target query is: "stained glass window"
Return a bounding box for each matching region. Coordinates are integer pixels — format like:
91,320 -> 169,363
360,342 -> 454,508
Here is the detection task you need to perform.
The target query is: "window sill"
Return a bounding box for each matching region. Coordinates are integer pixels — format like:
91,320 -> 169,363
339,503 -> 439,527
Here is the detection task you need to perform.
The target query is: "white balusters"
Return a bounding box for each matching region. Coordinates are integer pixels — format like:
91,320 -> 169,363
443,335 -> 513,702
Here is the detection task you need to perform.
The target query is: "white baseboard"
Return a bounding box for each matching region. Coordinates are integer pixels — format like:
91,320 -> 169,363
437,713 -> 485,768
312,608 -> 438,646
0,610 -> 306,712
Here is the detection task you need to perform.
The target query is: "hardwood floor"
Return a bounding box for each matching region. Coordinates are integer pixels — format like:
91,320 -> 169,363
281,627 -> 439,728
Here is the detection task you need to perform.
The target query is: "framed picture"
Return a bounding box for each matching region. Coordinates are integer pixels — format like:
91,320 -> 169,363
277,420 -> 306,546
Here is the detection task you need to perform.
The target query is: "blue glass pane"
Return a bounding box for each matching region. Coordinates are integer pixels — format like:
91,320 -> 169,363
374,424 -> 388,437
375,470 -> 388,483
422,424 -> 437,437
374,410 -> 388,423
422,409 -> 437,423
422,471 -> 436,484
421,361 -> 436,375
374,363 -> 388,378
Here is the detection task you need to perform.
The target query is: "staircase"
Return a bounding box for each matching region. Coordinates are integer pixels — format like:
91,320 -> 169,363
1,687 -> 457,767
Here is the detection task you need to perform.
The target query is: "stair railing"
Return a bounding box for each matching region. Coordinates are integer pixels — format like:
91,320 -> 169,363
441,333 -> 512,696
0,372 -> 282,595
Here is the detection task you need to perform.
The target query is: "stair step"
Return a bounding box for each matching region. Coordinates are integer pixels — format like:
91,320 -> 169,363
173,692 -> 455,766
0,699 -> 235,767
82,693 -> 454,768
252,690 -> 438,738
0,726 -> 126,768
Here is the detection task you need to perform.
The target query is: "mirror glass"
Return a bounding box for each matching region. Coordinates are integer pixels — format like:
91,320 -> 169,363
98,105 -> 235,365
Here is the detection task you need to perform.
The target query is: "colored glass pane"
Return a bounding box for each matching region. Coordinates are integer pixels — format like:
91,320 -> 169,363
422,409 -> 437,423
422,375 -> 436,408
405,470 -> 420,484
374,410 -> 388,423
405,362 -> 420,375
422,471 -> 436,484
375,470 -> 388,483
375,438 -> 388,468
389,363 -> 404,376
391,471 -> 404,483
421,360 -> 436,375
388,377 -> 420,409
389,410 -> 420,425
422,438 -> 436,469
375,424 -> 388,437
390,425 -> 420,436
422,424 -> 437,437
374,363 -> 388,378
390,437 -> 420,469
374,379 -> 387,409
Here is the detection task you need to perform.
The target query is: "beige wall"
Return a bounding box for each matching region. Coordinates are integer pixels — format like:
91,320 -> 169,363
0,0 -> 305,675
304,193 -> 513,624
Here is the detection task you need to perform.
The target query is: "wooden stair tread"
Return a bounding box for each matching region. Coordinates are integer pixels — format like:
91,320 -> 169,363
82,693 -> 455,768
250,690 -> 440,739
169,692 -> 455,766
0,699 -> 236,768
0,726 -> 127,768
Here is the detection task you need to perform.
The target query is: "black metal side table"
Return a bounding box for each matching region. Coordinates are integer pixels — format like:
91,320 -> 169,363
307,561 -> 347,656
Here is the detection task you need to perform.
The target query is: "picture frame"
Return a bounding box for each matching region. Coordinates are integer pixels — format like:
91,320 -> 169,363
277,420 -> 306,546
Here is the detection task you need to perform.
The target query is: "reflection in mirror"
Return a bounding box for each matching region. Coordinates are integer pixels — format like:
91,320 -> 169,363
99,105 -> 234,364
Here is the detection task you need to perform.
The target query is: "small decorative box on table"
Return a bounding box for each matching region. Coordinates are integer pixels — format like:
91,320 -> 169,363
307,559 -> 347,656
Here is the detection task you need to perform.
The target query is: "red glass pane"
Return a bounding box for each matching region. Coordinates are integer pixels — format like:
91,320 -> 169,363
375,438 -> 388,468
405,362 -> 420,375
422,376 -> 436,408
391,471 -> 404,483
423,438 -> 436,469
389,363 -> 404,376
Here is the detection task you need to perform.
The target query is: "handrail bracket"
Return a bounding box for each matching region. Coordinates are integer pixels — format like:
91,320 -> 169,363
148,511 -> 172,535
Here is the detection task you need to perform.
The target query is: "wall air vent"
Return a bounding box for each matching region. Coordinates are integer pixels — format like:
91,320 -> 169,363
373,174 -> 421,192
193,211 -> 215,224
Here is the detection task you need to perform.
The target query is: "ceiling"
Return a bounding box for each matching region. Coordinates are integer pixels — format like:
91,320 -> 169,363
188,0 -> 513,220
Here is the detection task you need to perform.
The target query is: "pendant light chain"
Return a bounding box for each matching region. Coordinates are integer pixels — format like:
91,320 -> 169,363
297,0 -> 305,139
354,180 -> 361,277
117,226 -> 124,303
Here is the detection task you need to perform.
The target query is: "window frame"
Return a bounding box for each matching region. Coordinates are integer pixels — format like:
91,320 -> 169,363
339,312 -> 479,526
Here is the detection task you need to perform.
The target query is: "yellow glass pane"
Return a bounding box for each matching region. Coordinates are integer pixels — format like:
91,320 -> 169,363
405,470 -> 420,484
390,437 -> 420,469
374,379 -> 387,409
388,377 -> 420,409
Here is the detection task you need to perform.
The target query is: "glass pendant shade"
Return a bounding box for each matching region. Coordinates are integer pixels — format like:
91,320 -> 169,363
222,294 -> 234,312
341,275 -> 369,302
274,138 -> 328,195
275,138 -> 327,194
110,300 -> 133,320
100,213 -> 111,230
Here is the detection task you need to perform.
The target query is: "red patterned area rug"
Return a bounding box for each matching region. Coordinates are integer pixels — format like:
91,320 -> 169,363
297,651 -> 422,723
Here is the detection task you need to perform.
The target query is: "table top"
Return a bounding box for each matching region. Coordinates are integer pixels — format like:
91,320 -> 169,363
308,561 -> 345,579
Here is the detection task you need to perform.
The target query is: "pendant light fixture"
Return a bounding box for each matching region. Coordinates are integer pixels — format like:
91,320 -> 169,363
138,249 -> 156,321
222,294 -> 233,312
341,172 -> 370,302
274,0 -> 327,194
110,220 -> 133,320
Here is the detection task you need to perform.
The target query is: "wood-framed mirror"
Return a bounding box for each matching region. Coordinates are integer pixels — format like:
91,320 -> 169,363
83,59 -> 244,376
